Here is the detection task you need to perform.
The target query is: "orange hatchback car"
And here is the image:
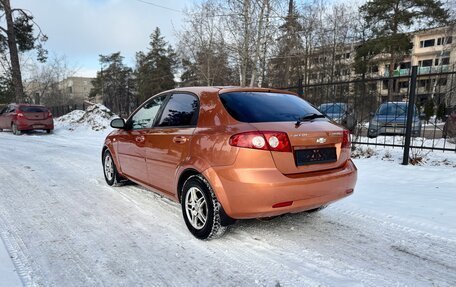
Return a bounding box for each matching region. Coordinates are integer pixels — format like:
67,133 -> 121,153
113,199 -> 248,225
102,87 -> 357,239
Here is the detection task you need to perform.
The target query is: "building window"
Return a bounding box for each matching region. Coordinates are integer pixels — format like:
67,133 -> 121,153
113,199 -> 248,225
438,36 -> 453,45
437,78 -> 447,86
420,39 -> 435,48
418,79 -> 430,88
442,57 -> 450,65
419,59 -> 433,67
399,81 -> 409,89
400,62 -> 411,69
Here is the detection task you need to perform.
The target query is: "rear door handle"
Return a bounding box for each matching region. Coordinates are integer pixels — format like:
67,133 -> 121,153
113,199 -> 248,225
135,136 -> 145,143
173,136 -> 188,144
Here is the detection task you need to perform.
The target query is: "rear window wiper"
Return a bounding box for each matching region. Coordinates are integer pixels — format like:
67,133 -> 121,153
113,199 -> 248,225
296,113 -> 325,125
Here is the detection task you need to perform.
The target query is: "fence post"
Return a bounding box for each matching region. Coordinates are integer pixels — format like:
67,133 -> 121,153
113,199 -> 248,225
402,65 -> 418,165
297,77 -> 303,97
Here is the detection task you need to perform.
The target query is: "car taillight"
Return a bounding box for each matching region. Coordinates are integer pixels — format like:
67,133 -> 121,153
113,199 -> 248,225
229,131 -> 291,152
47,112 -> 53,118
341,130 -> 351,148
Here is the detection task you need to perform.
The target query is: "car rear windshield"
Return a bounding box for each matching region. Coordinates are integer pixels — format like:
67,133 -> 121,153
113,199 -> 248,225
319,103 -> 346,114
376,103 -> 419,116
19,106 -> 48,113
219,92 -> 322,123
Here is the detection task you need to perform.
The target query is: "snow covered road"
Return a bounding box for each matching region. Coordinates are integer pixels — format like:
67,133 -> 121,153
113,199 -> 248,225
0,130 -> 455,286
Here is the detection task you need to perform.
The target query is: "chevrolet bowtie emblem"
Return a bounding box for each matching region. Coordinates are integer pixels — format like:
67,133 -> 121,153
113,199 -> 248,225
316,137 -> 327,144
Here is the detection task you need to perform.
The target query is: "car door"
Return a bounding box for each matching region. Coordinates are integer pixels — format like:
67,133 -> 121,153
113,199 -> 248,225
0,105 -> 15,129
0,106 -> 8,129
116,94 -> 167,184
144,93 -> 199,196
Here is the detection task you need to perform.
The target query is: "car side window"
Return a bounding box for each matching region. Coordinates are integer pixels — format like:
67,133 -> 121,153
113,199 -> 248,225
156,93 -> 199,127
130,95 -> 166,130
7,106 -> 15,113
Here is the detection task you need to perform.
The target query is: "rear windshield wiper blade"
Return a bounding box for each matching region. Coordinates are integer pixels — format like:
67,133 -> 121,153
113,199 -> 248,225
296,113 -> 325,125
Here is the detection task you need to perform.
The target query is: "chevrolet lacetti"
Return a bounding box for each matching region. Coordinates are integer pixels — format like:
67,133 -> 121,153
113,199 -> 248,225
102,87 -> 357,239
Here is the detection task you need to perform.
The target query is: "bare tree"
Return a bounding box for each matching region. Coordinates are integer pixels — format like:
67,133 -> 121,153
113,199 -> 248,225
22,54 -> 76,106
177,1 -> 234,86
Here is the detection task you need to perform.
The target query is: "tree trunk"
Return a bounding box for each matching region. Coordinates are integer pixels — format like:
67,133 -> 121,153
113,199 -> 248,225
3,0 -> 25,103
240,0 -> 250,86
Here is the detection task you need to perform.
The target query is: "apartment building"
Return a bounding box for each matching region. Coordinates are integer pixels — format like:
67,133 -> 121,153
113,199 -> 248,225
305,26 -> 456,107
58,77 -> 95,104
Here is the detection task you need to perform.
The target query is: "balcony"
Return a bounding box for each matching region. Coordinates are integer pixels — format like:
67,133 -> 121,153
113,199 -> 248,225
384,65 -> 450,76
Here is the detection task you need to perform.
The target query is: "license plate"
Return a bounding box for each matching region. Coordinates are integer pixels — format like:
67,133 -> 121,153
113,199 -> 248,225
33,125 -> 45,129
295,148 -> 337,166
385,127 -> 403,133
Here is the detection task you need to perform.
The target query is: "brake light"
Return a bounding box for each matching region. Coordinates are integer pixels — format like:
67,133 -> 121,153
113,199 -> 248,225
229,131 -> 291,152
47,111 -> 53,118
341,130 -> 351,148
272,201 -> 293,208
16,112 -> 24,118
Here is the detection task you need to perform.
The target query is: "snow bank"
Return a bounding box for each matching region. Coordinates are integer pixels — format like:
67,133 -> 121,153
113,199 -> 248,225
352,138 -> 456,167
55,104 -> 117,133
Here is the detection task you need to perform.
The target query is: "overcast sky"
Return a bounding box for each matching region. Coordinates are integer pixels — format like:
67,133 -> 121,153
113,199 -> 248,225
13,0 -> 196,77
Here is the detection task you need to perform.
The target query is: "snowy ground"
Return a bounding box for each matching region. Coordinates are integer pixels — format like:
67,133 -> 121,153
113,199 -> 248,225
0,112 -> 455,286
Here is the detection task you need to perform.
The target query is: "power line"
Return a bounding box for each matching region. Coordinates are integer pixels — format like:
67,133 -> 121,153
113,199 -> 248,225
134,0 -> 183,13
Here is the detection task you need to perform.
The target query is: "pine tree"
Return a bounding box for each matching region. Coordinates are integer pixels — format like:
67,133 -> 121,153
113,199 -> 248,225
136,28 -> 176,102
91,52 -> 134,115
0,0 -> 47,103
268,0 -> 303,88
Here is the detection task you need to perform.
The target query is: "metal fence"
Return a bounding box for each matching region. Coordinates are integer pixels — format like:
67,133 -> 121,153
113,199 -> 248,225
279,66 -> 456,164
49,103 -> 89,117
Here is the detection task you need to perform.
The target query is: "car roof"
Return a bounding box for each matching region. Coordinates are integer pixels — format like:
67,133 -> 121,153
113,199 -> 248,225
380,102 -> 407,105
166,86 -> 297,97
319,102 -> 347,106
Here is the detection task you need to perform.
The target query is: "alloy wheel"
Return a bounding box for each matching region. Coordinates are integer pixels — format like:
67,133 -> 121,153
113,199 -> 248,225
185,187 -> 208,230
104,154 -> 114,181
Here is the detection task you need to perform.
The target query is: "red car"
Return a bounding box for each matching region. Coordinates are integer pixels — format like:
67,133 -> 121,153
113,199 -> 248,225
0,104 -> 54,135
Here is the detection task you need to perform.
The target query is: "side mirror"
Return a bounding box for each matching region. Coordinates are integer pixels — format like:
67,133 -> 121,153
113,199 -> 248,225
110,118 -> 125,129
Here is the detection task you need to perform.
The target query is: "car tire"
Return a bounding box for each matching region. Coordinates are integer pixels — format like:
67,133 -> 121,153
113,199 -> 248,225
46,129 -> 52,134
181,175 -> 227,240
367,133 -> 377,138
102,150 -> 124,186
11,123 -> 21,135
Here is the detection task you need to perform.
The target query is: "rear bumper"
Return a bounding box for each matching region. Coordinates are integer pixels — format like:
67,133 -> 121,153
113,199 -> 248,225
17,119 -> 54,131
203,159 -> 357,219
368,124 -> 421,136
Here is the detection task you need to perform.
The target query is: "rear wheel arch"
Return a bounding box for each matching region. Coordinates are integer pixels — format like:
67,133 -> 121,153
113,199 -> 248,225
177,168 -> 200,203
178,169 -> 236,227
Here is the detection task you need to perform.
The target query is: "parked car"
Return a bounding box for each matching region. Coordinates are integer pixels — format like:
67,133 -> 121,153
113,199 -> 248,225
318,102 -> 357,131
102,87 -> 357,239
368,102 -> 421,138
0,104 -> 54,135
443,107 -> 456,140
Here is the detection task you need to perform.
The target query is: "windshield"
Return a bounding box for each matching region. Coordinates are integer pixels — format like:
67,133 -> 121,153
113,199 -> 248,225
377,103 -> 408,116
19,106 -> 48,113
219,92 -> 322,123
319,103 -> 346,114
